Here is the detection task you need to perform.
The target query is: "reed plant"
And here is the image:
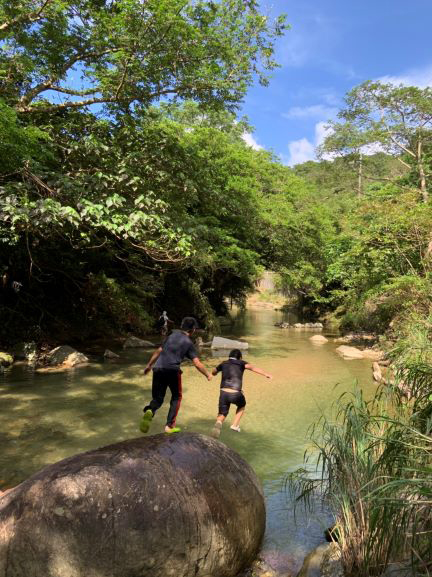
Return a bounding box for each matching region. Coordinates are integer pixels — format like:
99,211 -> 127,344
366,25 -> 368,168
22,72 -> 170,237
288,383 -> 431,576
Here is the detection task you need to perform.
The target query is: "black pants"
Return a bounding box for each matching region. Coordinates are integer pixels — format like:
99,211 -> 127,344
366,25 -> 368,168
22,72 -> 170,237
218,390 -> 246,417
144,369 -> 182,427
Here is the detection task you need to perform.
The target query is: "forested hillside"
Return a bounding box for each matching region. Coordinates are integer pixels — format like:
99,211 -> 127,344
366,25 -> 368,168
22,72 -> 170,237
1,1 -> 431,348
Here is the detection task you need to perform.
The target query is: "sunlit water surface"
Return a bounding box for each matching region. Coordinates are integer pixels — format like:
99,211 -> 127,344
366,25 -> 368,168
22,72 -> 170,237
0,307 -> 376,573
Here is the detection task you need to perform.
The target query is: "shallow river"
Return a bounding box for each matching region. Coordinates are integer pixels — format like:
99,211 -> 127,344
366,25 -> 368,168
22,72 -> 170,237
0,307 -> 376,573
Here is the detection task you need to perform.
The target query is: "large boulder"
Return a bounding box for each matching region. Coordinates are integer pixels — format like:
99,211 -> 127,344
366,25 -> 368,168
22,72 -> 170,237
211,336 -> 249,350
0,433 -> 265,577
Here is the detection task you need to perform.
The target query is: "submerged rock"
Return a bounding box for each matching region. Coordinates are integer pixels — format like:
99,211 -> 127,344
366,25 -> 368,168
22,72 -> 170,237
211,336 -> 249,350
310,335 -> 328,343
297,544 -> 331,577
335,345 -> 365,360
123,336 -> 156,348
336,345 -> 383,361
361,349 -> 383,361
104,349 -> 120,359
0,433 -> 265,577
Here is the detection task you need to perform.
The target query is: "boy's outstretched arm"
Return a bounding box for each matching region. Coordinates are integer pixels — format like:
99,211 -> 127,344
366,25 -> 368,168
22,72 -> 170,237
144,347 -> 163,375
193,357 -> 213,381
245,364 -> 272,379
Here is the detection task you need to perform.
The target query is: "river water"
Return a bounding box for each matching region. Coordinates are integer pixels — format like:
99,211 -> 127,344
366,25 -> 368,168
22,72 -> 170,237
0,307 -> 376,573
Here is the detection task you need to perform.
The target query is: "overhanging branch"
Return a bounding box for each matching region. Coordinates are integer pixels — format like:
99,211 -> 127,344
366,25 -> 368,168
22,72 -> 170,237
0,0 -> 53,33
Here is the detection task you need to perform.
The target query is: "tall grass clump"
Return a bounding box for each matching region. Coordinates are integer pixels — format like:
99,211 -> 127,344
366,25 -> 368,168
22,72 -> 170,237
288,375 -> 431,576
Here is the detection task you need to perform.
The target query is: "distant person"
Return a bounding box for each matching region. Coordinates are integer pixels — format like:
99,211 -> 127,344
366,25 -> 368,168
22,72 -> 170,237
211,349 -> 272,438
140,316 -> 212,434
156,310 -> 172,336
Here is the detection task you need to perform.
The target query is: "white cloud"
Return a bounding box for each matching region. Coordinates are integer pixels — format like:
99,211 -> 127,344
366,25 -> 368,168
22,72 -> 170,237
283,120 -> 334,166
286,137 -> 315,165
283,104 -> 337,120
242,132 -> 263,151
360,142 -> 386,155
379,64 -> 432,88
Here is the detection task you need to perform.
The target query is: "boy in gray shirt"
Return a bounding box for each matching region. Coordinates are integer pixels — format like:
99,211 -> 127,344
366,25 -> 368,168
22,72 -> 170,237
140,317 -> 212,434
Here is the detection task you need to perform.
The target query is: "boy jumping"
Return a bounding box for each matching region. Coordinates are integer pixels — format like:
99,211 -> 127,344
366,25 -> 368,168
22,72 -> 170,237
140,316 -> 212,434
211,348 -> 272,438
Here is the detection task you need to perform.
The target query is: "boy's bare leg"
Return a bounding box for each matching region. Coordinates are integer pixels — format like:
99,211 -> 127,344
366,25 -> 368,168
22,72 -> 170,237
211,415 -> 225,438
231,408 -> 245,428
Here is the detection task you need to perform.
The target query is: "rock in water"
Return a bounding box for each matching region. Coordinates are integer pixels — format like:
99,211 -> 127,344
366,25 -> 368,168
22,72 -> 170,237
335,345 -> 365,359
0,352 -> 13,367
123,336 -> 156,348
47,345 -> 89,367
104,349 -> 120,359
211,336 -> 249,350
0,433 -> 265,577
309,335 -> 328,343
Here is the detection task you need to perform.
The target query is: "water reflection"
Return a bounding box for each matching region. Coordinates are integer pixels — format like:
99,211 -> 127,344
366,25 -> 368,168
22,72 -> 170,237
0,307 -> 376,571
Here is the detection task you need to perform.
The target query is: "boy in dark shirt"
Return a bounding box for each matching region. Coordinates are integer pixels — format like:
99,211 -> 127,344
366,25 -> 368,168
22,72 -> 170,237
211,348 -> 272,438
140,316 -> 212,434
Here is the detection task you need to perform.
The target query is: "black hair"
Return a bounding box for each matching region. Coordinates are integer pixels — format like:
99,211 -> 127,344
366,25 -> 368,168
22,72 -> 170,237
229,349 -> 242,360
181,316 -> 198,332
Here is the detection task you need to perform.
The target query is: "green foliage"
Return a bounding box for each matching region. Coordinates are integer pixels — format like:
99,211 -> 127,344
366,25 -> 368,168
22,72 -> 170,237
82,272 -> 154,335
0,100 -> 297,339
0,99 -> 48,172
1,0 -> 286,114
321,187 -> 432,332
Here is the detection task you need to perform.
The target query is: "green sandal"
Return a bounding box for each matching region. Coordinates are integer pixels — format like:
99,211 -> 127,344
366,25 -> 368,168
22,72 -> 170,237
139,409 -> 153,434
165,426 -> 181,434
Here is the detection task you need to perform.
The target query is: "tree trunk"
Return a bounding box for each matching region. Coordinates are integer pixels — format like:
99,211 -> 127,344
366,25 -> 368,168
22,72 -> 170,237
357,151 -> 363,197
417,139 -> 428,203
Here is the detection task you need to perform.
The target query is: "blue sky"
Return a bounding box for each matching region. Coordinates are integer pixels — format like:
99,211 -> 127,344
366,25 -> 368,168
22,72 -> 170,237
241,0 -> 432,165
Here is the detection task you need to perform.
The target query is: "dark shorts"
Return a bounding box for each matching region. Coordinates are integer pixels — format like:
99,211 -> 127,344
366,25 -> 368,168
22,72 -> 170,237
218,390 -> 246,417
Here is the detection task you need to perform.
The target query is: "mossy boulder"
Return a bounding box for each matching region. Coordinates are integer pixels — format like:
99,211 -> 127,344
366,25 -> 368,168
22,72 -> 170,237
0,352 -> 13,367
0,433 -> 265,577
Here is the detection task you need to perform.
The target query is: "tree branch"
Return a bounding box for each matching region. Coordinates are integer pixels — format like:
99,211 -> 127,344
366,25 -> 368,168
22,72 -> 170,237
49,85 -> 99,97
17,47 -> 125,109
18,96 -> 117,114
0,0 -> 53,33
396,157 -> 411,170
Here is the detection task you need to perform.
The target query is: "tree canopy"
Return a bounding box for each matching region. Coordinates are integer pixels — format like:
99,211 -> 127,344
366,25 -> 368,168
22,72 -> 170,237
0,0 -> 286,114
320,81 -> 432,202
